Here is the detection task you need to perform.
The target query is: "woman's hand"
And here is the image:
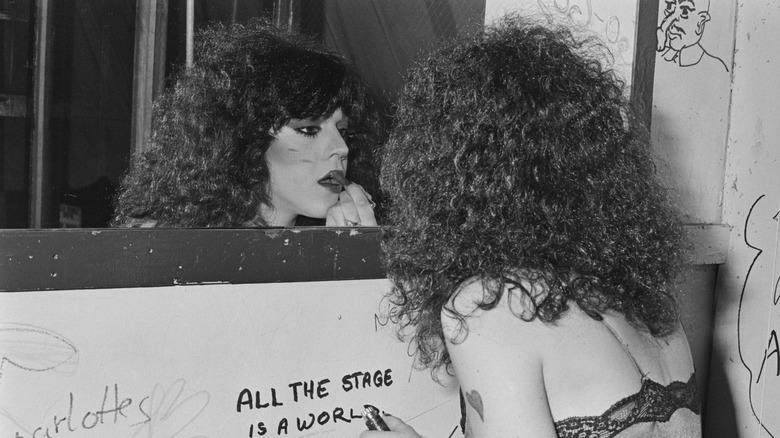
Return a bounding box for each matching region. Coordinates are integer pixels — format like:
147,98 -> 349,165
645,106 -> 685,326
326,182 -> 377,227
358,414 -> 422,438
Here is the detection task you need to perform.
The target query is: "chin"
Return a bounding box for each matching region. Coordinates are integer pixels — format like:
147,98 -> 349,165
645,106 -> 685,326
301,202 -> 336,220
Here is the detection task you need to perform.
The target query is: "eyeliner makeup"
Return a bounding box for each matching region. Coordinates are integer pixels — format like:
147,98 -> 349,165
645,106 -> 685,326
363,404 -> 390,431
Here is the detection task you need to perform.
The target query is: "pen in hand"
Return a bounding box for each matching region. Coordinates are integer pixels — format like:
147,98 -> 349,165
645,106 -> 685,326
363,404 -> 391,431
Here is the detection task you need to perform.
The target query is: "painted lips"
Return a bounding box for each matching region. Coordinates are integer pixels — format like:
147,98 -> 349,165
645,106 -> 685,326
318,170 -> 349,193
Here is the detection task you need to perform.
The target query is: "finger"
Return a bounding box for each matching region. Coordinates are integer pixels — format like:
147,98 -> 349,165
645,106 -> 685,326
358,415 -> 420,438
382,415 -> 420,434
342,183 -> 377,226
325,203 -> 346,227
337,190 -> 363,226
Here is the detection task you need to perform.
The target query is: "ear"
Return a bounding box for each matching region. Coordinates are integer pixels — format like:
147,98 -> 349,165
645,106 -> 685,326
696,11 -> 711,35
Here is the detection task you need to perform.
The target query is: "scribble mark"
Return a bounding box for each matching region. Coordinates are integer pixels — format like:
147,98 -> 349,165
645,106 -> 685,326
775,276 -> 780,306
133,378 -> 210,438
536,0 -> 630,65
736,194 -> 776,438
756,331 -> 779,384
374,314 -> 390,332
0,323 -> 79,380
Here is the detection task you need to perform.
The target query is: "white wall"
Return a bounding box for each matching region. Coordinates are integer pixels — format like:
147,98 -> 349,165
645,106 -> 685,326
707,2 -> 780,437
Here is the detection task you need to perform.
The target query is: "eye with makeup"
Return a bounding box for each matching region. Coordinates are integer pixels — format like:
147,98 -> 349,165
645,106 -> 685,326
292,125 -> 352,141
295,125 -> 321,137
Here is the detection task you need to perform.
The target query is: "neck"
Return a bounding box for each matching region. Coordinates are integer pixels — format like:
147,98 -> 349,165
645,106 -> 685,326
244,204 -> 296,228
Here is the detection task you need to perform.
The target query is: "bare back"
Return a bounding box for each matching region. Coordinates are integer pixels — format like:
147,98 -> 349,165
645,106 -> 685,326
443,280 -> 701,437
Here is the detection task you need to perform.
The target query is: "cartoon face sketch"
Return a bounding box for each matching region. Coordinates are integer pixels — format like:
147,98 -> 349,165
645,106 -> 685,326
656,0 -> 728,71
659,0 -> 710,53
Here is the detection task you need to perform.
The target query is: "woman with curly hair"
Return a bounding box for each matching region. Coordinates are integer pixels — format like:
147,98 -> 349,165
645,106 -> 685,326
113,19 -> 380,228
363,17 -> 701,438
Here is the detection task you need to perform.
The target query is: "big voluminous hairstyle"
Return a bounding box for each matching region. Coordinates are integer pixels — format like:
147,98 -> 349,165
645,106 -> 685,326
380,17 -> 687,373
113,19 -> 378,227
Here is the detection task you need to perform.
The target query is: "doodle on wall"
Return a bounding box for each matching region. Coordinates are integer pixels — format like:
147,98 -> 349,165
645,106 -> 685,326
656,0 -> 728,71
0,323 -> 79,380
737,194 -> 780,438
0,323 -> 210,438
0,323 -> 79,435
536,0 -> 632,68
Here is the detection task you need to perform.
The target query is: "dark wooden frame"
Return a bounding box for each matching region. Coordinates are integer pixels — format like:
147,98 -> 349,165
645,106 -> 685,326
0,227 -> 384,292
0,224 -> 726,292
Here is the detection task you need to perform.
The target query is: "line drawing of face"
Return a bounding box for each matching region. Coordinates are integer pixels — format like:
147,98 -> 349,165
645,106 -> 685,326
260,109 -> 350,226
658,0 -> 711,52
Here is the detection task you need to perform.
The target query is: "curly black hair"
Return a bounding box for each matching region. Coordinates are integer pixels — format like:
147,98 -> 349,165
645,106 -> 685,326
113,19 -> 381,227
380,16 -> 687,372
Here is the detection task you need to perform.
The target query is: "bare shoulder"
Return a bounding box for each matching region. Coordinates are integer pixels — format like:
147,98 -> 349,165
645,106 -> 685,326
441,277 -> 560,437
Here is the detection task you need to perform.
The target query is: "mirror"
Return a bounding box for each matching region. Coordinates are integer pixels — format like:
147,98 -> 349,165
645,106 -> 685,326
0,0 -> 486,228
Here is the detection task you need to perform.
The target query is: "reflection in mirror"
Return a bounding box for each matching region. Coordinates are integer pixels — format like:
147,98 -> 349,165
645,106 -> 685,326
1,0 -> 35,228
114,19 -> 384,228
0,0 -> 485,228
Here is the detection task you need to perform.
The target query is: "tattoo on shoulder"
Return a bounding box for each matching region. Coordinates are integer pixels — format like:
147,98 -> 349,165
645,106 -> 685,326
465,389 -> 485,422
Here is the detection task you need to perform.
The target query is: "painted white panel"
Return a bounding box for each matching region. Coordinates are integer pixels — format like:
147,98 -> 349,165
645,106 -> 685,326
0,280 -> 459,438
706,2 -> 780,438
651,1 -> 736,223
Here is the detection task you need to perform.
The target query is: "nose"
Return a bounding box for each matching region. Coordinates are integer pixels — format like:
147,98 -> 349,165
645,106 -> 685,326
327,127 -> 350,161
660,8 -> 680,34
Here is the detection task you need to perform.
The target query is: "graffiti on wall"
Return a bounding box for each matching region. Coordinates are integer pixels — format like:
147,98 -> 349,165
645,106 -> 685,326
737,194 -> 780,438
656,0 -> 728,71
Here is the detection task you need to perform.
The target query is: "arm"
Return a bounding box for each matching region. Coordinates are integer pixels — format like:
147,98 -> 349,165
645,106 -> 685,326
442,280 -> 558,438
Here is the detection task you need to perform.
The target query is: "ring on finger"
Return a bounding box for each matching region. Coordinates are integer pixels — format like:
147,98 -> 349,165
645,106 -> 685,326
345,219 -> 361,227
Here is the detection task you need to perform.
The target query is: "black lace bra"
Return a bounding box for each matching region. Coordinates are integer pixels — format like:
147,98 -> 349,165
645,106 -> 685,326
553,319 -> 701,438
553,373 -> 700,437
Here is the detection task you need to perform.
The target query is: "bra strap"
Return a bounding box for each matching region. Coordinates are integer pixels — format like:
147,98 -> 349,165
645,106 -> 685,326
601,318 -> 646,379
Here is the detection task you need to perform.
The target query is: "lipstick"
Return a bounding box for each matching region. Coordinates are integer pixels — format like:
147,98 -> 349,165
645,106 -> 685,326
317,170 -> 348,194
327,170 -> 349,186
363,404 -> 390,431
